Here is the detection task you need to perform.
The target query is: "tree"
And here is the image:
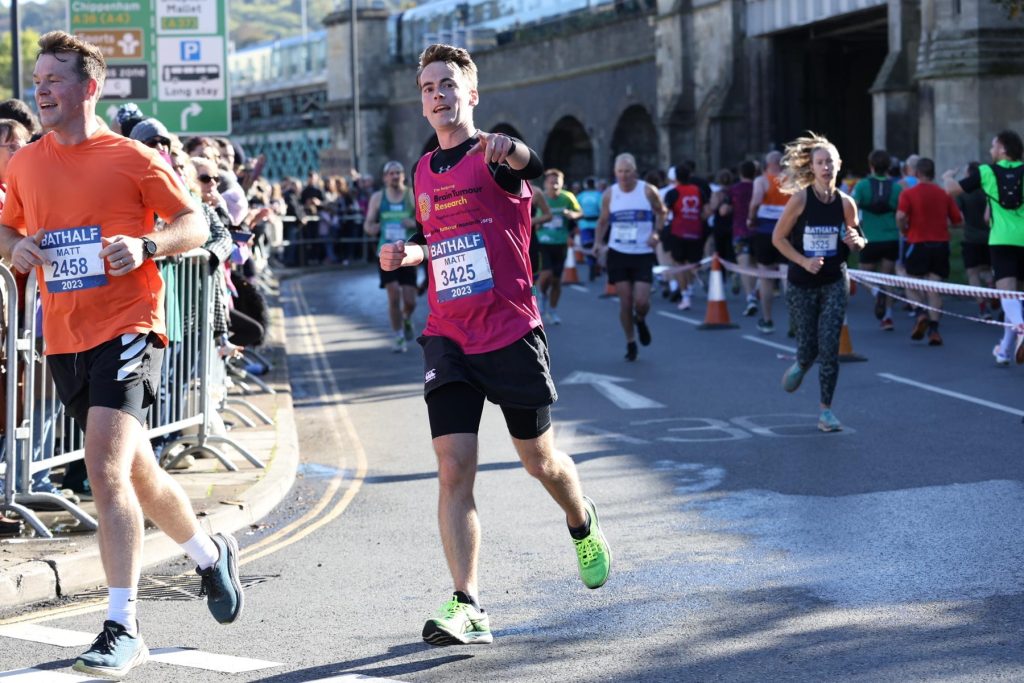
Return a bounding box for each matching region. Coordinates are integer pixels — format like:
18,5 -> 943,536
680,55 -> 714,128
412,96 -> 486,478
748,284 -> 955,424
0,27 -> 41,101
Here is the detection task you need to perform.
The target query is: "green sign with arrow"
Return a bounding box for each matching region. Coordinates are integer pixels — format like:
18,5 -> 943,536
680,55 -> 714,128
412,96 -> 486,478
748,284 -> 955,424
70,0 -> 230,135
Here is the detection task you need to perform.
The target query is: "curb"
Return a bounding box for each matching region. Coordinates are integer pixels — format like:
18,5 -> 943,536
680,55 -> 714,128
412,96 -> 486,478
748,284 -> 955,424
0,285 -> 299,610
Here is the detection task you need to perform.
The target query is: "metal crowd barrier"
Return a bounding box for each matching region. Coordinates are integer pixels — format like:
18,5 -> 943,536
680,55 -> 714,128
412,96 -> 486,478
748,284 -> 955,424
277,213 -> 374,266
1,251 -> 266,539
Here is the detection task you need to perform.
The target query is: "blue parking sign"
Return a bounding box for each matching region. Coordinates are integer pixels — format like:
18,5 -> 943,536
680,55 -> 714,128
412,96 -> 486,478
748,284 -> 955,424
180,40 -> 201,61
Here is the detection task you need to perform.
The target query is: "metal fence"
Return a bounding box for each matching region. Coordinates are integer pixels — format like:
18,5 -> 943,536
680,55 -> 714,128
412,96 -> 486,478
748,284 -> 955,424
277,213 -> 377,267
0,251 -> 269,539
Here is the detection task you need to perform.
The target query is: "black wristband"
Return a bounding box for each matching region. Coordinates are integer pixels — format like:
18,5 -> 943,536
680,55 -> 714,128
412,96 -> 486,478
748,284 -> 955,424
507,138 -> 517,157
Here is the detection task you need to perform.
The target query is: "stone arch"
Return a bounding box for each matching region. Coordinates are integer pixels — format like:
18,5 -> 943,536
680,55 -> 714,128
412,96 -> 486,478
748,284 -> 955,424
491,122 -> 524,142
542,116 -> 593,184
611,105 -> 659,177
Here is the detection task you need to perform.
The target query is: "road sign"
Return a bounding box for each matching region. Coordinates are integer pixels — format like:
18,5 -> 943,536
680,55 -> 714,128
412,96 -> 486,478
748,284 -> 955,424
104,65 -> 150,100
75,29 -> 145,60
71,0 -> 230,136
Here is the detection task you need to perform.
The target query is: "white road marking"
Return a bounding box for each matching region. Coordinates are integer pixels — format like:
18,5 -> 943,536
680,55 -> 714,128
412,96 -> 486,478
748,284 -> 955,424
742,335 -> 797,353
568,284 -> 589,293
877,373 -> 1024,417
562,371 -> 664,409
310,676 -> 404,682
0,623 -> 95,647
0,669 -> 103,681
656,311 -> 701,325
147,648 -> 282,673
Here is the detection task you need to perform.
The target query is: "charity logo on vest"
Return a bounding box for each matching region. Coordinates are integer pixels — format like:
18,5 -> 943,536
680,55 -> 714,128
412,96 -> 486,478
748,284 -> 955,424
418,193 -> 432,221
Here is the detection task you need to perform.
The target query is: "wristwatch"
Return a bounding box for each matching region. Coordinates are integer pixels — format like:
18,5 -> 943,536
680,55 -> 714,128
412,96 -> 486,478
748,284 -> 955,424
141,236 -> 157,259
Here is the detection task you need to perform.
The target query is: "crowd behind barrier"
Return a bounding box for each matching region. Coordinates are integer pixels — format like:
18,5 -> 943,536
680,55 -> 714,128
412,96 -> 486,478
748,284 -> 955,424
0,251 -> 271,539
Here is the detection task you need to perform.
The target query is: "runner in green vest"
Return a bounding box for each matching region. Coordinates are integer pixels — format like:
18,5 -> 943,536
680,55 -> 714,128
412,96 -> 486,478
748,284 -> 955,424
536,169 -> 582,324
944,130 -> 1024,365
364,160 -> 419,352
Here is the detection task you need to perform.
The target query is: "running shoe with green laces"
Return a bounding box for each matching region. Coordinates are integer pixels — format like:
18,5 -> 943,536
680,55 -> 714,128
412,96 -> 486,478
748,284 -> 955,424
73,620 -> 148,678
574,496 -> 611,589
422,594 -> 493,646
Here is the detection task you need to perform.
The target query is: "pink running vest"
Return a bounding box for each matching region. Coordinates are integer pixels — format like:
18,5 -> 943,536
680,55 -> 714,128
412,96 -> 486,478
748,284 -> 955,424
415,150 -> 540,354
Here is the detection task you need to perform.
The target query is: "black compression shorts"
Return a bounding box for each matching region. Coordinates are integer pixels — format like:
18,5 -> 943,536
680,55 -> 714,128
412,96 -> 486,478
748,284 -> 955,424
420,329 -> 556,439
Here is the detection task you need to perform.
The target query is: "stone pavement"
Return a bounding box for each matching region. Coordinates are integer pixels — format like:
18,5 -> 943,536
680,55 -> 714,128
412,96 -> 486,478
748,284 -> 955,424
0,289 -> 298,612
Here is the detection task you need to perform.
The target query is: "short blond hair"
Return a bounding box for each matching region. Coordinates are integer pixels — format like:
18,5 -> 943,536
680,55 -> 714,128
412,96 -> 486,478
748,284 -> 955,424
779,132 -> 840,194
416,44 -> 478,90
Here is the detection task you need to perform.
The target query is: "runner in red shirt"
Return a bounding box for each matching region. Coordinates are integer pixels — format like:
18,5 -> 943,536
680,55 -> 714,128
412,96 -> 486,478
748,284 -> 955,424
895,157 -> 964,345
379,44 -> 611,647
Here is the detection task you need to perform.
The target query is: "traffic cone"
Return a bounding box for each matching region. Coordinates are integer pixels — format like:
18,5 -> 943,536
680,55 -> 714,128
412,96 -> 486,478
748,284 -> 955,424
562,242 -> 580,284
698,254 -> 738,330
600,279 -> 616,298
838,315 -> 867,362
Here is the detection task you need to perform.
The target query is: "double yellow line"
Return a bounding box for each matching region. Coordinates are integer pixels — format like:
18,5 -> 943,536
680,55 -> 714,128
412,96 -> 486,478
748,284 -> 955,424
0,276 -> 367,625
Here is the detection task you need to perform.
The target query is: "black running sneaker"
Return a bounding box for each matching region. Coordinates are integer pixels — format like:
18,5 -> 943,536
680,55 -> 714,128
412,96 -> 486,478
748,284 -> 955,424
635,317 -> 652,346
874,293 -> 886,320
625,341 -> 638,361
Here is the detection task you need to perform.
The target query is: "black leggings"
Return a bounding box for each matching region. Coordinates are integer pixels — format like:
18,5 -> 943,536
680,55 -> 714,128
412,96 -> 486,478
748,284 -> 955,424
426,382 -> 551,440
786,278 -> 847,406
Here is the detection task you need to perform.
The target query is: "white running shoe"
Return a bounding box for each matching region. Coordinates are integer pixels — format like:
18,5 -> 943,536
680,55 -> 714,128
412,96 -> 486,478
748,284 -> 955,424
677,295 -> 692,311
993,344 -> 1011,367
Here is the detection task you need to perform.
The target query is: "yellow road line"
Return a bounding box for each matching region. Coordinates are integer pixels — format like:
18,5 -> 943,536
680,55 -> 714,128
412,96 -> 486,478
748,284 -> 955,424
241,279 -> 368,565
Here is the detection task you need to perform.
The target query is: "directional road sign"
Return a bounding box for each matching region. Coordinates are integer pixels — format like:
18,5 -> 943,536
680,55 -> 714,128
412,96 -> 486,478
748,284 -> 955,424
70,0 -> 230,135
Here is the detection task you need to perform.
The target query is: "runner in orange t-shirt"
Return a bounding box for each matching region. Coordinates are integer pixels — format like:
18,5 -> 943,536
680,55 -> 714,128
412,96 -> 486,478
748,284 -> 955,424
0,32 -> 242,678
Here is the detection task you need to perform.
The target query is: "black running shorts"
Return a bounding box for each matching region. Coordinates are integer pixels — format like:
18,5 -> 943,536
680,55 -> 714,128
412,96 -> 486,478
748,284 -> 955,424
379,264 -> 418,288
752,233 -> 781,266
47,331 -> 165,428
903,241 -> 950,279
666,235 -> 704,265
420,329 -> 556,439
606,249 -> 655,284
961,241 -> 991,270
990,244 -> 1024,282
859,240 -> 899,265
538,244 -> 568,278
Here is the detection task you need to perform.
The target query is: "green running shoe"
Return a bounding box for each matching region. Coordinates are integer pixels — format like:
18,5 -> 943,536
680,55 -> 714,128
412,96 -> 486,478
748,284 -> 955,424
73,620 -> 148,678
422,594 -> 493,646
403,318 -> 415,341
574,496 -> 611,589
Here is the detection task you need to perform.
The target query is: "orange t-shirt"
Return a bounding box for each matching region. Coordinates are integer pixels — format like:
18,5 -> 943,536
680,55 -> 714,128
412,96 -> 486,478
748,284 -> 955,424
1,129 -> 192,354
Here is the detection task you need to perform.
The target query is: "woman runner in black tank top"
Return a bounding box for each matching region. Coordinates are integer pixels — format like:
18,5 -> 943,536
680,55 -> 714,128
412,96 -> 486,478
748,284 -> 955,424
769,134 -> 866,433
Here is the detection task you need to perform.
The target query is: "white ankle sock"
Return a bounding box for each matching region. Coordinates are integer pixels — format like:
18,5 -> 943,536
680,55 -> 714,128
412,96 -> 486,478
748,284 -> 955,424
181,531 -> 219,570
1000,300 -> 1023,354
107,587 -> 138,635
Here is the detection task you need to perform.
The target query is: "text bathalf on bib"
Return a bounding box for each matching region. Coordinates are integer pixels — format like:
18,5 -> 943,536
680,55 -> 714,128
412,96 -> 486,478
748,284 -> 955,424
40,225 -> 108,293
803,224 -> 840,257
429,231 -> 495,303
